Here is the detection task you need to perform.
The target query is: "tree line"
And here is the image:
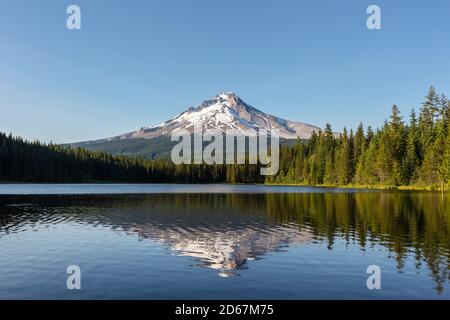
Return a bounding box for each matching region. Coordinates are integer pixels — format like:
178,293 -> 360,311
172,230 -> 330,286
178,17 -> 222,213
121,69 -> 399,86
1,87 -> 449,187
269,87 -> 450,188
0,132 -> 262,183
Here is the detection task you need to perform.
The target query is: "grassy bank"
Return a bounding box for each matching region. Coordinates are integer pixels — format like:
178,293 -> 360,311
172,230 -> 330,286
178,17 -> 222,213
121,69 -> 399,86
264,182 -> 449,192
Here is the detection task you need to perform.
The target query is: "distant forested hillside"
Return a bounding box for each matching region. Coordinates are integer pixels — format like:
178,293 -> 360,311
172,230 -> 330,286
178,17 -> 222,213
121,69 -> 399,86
70,135 -> 299,160
0,132 -> 262,183
69,135 -> 176,160
1,87 -> 449,188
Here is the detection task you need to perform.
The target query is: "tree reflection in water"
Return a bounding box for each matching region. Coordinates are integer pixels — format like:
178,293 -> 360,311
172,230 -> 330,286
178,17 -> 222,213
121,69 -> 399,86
0,191 -> 449,291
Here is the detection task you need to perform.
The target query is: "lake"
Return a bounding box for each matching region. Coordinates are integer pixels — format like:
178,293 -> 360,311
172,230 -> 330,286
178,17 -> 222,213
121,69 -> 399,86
0,184 -> 449,299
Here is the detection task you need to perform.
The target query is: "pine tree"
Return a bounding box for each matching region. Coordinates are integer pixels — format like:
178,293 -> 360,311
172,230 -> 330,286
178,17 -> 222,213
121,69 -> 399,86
439,131 -> 450,186
348,129 -> 355,177
421,124 -> 445,185
353,123 -> 365,164
336,128 -> 351,184
419,87 -> 439,154
440,94 -> 450,132
293,143 -> 305,183
376,131 -> 391,184
323,152 -> 335,184
366,126 -> 374,145
388,106 -> 406,158
404,110 -> 420,183
354,138 -> 378,185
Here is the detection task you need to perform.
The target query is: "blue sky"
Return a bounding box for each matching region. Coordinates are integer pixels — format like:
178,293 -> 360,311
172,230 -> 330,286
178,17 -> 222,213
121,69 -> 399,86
1,0 -> 449,143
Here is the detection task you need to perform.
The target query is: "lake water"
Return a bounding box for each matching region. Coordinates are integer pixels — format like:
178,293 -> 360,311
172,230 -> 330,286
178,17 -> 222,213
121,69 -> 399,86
0,184 -> 449,299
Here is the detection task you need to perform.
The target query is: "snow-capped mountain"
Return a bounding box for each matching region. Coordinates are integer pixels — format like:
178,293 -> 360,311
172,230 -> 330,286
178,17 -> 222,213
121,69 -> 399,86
71,93 -> 324,158
100,92 -> 320,142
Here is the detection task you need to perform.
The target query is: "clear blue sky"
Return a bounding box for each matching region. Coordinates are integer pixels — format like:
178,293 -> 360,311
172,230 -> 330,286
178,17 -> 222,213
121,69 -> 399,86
1,0 -> 449,143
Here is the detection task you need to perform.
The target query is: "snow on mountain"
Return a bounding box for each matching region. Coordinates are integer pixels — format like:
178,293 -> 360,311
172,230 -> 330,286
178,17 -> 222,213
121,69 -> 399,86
102,92 -> 321,142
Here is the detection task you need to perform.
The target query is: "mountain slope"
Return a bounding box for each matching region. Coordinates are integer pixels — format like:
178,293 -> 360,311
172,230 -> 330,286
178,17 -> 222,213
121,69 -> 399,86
71,92 -> 321,158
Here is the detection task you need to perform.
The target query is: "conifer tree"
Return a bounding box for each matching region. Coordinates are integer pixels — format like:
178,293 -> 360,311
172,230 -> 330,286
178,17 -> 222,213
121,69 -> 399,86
421,124 -> 445,185
439,131 -> 450,186
405,110 -> 420,183
353,123 -> 365,165
336,128 -> 351,184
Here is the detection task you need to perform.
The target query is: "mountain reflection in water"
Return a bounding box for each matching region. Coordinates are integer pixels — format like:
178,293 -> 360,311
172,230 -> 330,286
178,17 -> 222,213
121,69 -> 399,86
0,191 -> 449,296
128,223 -> 311,277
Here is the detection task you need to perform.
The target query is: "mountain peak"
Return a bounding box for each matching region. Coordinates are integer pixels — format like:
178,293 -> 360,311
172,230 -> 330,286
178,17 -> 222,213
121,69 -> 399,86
215,92 -> 239,101
196,92 -> 244,112
74,93 -> 323,147
130,93 -> 321,140
206,92 -> 249,115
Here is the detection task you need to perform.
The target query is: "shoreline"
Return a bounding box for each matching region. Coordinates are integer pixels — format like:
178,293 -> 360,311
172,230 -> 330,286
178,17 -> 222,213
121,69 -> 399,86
264,182 -> 449,192
1,181 -> 448,192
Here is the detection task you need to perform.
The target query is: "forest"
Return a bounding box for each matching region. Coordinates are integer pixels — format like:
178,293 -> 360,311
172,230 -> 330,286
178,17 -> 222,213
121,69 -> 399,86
270,87 -> 450,188
0,132 -> 262,184
1,87 -> 449,188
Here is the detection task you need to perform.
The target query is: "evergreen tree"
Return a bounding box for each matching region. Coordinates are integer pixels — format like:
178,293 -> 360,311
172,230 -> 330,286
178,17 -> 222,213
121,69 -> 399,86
353,123 -> 365,164
404,110 -> 420,183
421,124 -> 445,185
335,128 -> 351,184
440,94 -> 450,131
375,132 -> 391,184
323,152 -> 335,184
439,131 -> 450,186
419,87 -> 439,154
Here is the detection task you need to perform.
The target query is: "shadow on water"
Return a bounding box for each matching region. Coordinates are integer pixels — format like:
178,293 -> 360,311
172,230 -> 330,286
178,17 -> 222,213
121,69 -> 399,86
0,192 -> 449,292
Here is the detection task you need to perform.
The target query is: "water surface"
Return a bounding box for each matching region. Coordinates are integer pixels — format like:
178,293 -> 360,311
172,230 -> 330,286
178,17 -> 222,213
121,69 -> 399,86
0,184 -> 449,299
0,183 -> 367,195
